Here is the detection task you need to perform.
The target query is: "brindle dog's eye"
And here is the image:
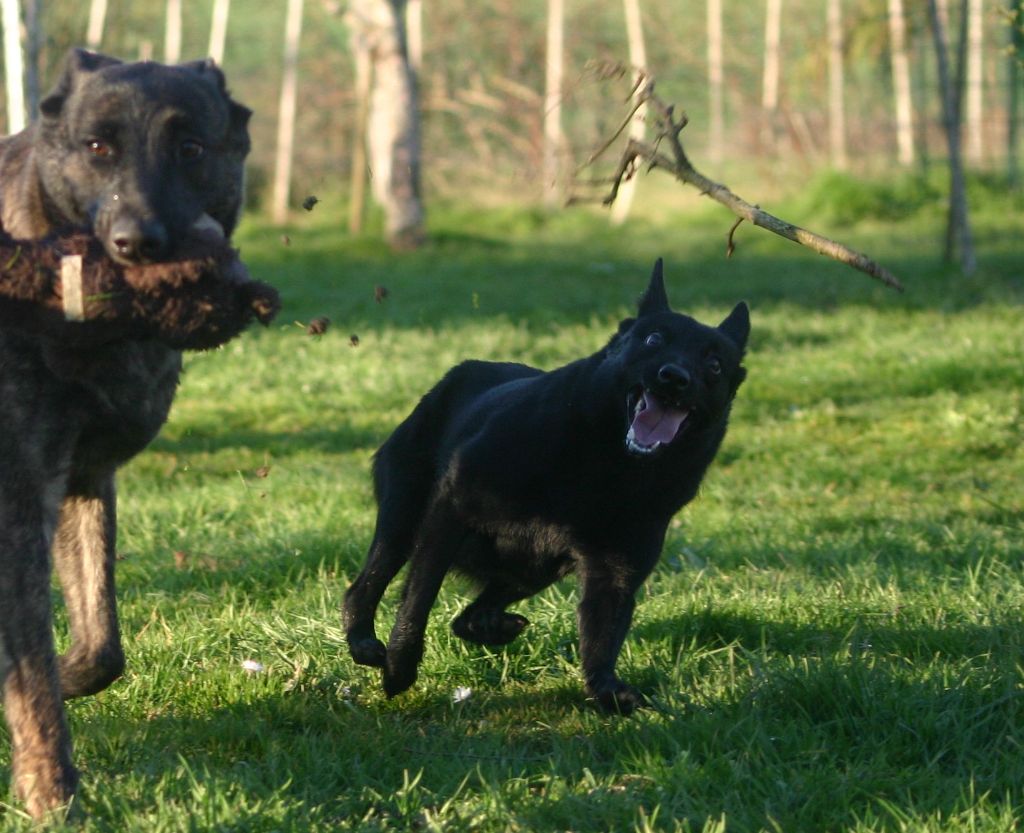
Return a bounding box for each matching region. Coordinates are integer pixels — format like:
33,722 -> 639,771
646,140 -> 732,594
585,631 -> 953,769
180,139 -> 205,160
707,357 -> 722,375
86,140 -> 113,158
644,332 -> 663,347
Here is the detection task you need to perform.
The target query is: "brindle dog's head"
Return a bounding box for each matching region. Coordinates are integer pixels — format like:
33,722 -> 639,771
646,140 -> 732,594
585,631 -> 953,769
35,49 -> 251,263
606,260 -> 749,457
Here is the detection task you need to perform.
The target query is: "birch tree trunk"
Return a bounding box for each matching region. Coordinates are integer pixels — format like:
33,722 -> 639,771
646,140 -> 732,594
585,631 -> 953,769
1,0 -> 26,133
347,0 -> 425,248
888,0 -> 915,165
927,0 -> 976,274
707,0 -> 724,166
271,0 -> 304,223
827,0 -> 847,169
542,0 -> 564,207
964,0 -> 983,164
761,0 -> 782,152
208,0 -> 230,64
165,0 -> 182,64
610,0 -> 647,225
86,0 -> 107,50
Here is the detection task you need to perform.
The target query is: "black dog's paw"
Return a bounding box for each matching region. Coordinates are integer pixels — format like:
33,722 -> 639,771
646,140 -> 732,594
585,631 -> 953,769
382,651 -> 417,696
348,637 -> 387,668
590,682 -> 646,716
451,610 -> 530,646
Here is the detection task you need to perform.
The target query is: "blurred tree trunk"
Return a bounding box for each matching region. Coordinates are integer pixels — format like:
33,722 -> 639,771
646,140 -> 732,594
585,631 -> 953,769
1009,0 -> 1023,187
165,0 -> 181,63
888,0 -> 915,165
406,0 -> 422,74
542,0 -> 564,207
1,0 -> 26,133
272,0 -> 303,223
347,0 -> 425,248
86,0 -> 107,50
707,0 -> 724,166
610,0 -> 647,225
22,0 -> 38,117
208,0 -> 230,64
964,0 -> 983,164
927,0 -> 976,274
827,0 -> 847,170
760,0 -> 782,152
349,43 -> 372,234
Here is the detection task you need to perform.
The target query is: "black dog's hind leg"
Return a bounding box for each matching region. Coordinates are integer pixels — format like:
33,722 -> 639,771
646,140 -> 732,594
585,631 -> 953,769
345,531 -> 412,669
576,560 -> 652,715
451,581 -> 532,646
452,552 -> 572,646
345,443 -> 434,669
0,475 -> 79,817
382,499 -> 467,698
53,472 -> 126,699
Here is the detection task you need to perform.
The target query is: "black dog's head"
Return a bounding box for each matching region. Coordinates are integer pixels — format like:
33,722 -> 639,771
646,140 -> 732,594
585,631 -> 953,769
606,259 -> 749,457
35,49 -> 251,264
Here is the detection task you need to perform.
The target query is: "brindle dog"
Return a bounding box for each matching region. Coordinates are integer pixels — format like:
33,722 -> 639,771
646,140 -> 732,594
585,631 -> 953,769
0,49 -> 250,819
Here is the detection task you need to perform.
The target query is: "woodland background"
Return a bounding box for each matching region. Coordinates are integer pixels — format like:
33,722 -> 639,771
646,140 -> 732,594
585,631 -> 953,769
5,0 -> 1022,225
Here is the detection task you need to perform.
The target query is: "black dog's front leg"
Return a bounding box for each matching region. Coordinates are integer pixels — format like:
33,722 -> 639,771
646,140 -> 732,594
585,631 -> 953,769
576,563 -> 648,715
383,500 -> 466,698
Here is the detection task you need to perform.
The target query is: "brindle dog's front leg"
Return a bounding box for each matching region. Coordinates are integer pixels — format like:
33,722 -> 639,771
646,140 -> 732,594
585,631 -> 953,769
0,480 -> 78,818
53,471 -> 126,699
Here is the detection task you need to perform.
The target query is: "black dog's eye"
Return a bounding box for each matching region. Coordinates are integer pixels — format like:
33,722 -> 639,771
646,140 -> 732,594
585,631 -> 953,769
644,332 -> 663,347
86,140 -> 114,159
707,357 -> 722,375
180,139 -> 205,161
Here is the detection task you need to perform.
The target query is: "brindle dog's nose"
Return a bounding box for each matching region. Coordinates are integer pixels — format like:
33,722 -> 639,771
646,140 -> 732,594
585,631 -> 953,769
110,217 -> 168,262
657,363 -> 691,390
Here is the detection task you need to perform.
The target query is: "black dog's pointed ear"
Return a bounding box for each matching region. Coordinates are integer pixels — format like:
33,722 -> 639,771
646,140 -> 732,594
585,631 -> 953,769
40,49 -> 122,119
718,302 -> 750,351
637,258 -> 671,317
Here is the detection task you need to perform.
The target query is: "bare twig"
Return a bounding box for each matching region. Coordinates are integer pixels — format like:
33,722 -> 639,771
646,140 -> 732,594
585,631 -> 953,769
574,71 -> 904,292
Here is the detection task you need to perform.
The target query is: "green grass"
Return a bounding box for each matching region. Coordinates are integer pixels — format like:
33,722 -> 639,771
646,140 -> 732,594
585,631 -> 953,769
2,187 -> 1023,832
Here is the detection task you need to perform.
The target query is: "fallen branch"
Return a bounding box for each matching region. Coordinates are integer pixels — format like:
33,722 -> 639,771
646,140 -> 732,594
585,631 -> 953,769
572,68 -> 904,292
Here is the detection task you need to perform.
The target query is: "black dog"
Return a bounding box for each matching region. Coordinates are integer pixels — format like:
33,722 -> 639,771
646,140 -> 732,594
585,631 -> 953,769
0,49 -> 250,819
345,260 -> 749,714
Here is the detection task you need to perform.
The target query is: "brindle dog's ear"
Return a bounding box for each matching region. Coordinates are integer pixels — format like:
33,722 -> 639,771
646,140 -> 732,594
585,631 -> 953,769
718,302 -> 750,352
637,258 -> 671,317
181,59 -> 253,151
40,49 -> 122,119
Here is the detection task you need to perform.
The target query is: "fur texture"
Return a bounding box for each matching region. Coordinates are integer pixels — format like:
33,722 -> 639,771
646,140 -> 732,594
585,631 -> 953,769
344,260 -> 750,714
0,226 -> 278,349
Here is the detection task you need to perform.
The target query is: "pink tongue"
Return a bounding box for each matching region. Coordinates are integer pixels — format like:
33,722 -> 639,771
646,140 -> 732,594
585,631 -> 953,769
631,392 -> 688,446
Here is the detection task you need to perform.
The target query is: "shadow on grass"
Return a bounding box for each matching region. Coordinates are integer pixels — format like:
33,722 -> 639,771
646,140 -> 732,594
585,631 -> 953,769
65,607 -> 1024,832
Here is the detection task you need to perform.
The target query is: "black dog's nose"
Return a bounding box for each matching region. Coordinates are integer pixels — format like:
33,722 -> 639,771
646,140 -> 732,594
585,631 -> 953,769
657,363 -> 691,390
110,218 -> 168,263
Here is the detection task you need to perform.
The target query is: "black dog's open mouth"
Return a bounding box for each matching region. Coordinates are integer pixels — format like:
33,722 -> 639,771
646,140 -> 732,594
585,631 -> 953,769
625,387 -> 690,455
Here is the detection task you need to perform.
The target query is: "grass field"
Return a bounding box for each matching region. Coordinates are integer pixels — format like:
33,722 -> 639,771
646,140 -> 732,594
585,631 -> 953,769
2,183 -> 1023,832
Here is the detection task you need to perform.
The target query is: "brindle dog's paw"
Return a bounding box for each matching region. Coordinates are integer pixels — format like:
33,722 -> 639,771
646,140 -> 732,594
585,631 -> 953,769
348,637 -> 387,668
58,645 -> 126,699
451,610 -> 530,645
590,682 -> 646,716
